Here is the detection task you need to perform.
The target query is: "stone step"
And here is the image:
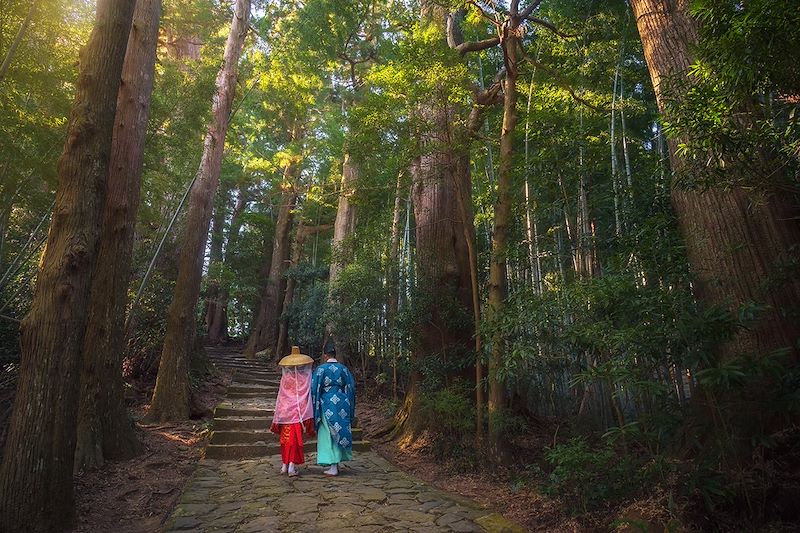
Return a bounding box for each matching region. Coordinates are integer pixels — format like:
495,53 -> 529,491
204,443 -> 278,459
213,363 -> 273,372
208,356 -> 267,364
204,440 -> 372,460
210,430 -> 274,445
214,406 -> 274,417
232,373 -> 280,381
227,385 -> 278,394
227,390 -> 278,398
232,376 -> 281,387
209,426 -> 365,442
209,357 -> 266,364
213,417 -> 271,430
232,369 -> 279,377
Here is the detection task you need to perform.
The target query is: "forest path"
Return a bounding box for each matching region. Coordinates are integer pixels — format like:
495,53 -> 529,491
161,347 -> 524,532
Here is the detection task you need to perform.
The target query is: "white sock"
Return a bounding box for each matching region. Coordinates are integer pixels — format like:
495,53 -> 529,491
280,463 -> 288,474
288,462 -> 297,475
323,464 -> 338,476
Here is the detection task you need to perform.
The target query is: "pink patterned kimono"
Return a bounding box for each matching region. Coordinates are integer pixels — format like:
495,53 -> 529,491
270,364 -> 315,464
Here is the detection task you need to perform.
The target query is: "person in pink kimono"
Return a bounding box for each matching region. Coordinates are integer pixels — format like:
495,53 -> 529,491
269,346 -> 315,477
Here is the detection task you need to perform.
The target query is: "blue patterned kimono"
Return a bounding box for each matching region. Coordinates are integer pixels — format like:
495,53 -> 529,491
312,361 -> 356,458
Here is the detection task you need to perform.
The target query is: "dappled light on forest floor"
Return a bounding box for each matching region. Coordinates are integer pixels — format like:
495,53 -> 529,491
68,366 -> 229,532
72,420 -> 203,533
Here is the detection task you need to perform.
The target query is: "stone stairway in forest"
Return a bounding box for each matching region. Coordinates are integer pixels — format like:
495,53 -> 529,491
204,346 -> 370,459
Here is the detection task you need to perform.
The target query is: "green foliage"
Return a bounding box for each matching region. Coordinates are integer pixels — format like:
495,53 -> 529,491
415,380 -> 477,460
325,259 -> 386,348
542,437 -> 649,513
284,264 -> 328,354
664,0 -> 800,192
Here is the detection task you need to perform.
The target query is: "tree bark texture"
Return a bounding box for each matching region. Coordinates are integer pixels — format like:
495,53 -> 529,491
387,172 -> 405,400
74,0 -> 161,472
630,0 -> 800,363
389,3 -> 478,440
485,16 -> 521,456
244,186 -> 297,359
329,153 -> 358,284
150,0 -> 250,421
410,82 -> 474,374
204,182 -> 232,344
325,152 -> 359,360
0,1 -> 135,530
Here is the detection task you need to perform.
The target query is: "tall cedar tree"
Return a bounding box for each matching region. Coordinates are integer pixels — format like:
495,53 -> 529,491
630,1 -> 800,362
389,2 -> 476,439
326,152 -> 358,360
629,0 -> 800,446
74,0 -> 161,472
245,177 -> 298,359
150,0 -> 251,420
0,0 -> 136,530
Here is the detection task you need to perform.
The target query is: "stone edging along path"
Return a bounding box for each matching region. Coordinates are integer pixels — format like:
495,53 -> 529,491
162,348 -> 525,532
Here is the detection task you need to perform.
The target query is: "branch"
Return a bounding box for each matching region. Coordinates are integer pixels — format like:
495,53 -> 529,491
468,82 -> 503,133
447,11 -> 500,56
468,68 -> 506,133
454,37 -> 501,55
525,16 -> 579,39
468,1 -> 503,25
298,223 -> 334,236
519,0 -> 544,20
522,52 -> 602,111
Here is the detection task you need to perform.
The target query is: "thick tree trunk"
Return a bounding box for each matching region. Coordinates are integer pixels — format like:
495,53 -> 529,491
630,0 -> 800,363
411,130 -> 474,353
0,1 -> 135,530
486,17 -> 521,459
329,153 -> 358,284
204,183 -> 231,344
244,185 -> 297,359
388,3 -> 477,440
418,4 -> 474,359
275,226 -> 306,359
325,152 -> 359,359
150,0 -> 250,421
74,0 -> 161,473
276,224 -> 330,357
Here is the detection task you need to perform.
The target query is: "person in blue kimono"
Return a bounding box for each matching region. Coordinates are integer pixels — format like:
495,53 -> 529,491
311,344 -> 356,476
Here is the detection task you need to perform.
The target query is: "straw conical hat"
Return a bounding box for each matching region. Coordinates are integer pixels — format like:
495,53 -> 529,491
278,346 -> 313,367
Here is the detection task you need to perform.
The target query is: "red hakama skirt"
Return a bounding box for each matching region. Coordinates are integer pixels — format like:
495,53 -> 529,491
270,419 -> 315,465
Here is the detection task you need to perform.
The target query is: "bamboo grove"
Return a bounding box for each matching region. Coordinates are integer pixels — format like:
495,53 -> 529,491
0,0 -> 798,530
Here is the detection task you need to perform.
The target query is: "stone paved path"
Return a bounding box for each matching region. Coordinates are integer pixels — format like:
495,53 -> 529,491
163,451 -> 524,533
162,347 -> 524,532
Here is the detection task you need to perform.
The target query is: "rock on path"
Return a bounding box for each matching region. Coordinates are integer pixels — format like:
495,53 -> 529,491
163,451 -> 525,533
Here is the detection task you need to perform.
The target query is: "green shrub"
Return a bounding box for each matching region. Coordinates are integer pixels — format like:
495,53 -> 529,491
543,437 -> 647,513
416,380 -> 476,458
